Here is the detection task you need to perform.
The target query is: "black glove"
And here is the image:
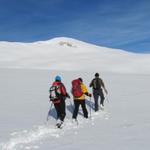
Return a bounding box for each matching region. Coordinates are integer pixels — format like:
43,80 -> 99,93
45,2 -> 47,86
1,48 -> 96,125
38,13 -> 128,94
88,93 -> 92,97
85,92 -> 92,97
66,93 -> 71,99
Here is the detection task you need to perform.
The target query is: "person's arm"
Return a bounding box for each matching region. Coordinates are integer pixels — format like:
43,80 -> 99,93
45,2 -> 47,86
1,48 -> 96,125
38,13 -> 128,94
61,83 -> 71,98
101,79 -> 108,95
89,79 -> 93,88
82,83 -> 92,97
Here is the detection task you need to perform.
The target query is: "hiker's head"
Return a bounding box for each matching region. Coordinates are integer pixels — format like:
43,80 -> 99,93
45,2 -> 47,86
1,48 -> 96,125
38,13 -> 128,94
78,78 -> 83,82
55,75 -> 61,81
95,73 -> 99,77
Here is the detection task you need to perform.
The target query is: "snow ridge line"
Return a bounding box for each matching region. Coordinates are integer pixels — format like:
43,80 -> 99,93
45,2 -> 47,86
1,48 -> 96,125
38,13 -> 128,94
0,110 -> 110,150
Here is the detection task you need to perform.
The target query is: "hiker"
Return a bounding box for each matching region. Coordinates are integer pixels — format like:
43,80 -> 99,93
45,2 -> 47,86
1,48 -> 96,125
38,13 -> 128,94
71,78 -> 91,120
49,75 -> 70,127
89,73 -> 108,111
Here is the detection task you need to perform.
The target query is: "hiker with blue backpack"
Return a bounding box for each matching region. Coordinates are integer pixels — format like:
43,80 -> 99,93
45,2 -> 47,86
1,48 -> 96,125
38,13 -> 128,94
89,73 -> 108,111
71,78 -> 92,121
49,75 -> 70,128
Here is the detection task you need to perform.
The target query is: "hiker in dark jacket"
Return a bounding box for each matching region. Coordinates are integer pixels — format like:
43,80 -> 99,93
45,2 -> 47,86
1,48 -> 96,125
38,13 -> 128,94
50,75 -> 70,127
89,73 -> 108,111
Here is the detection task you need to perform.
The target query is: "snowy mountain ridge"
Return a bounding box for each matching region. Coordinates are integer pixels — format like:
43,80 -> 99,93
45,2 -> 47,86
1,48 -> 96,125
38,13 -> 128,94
0,37 -> 150,74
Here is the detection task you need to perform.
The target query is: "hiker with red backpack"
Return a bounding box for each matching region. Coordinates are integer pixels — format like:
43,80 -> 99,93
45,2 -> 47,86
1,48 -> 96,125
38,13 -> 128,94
49,75 -> 70,128
89,73 -> 108,111
71,78 -> 92,120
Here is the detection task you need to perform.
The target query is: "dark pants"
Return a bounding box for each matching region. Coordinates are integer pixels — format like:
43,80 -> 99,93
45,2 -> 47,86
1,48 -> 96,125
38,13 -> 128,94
54,100 -> 66,122
93,89 -> 105,111
72,99 -> 88,119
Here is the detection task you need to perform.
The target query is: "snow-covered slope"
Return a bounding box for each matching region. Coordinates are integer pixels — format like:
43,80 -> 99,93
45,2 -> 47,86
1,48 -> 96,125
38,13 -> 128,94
0,69 -> 150,150
0,37 -> 150,74
0,37 -> 150,150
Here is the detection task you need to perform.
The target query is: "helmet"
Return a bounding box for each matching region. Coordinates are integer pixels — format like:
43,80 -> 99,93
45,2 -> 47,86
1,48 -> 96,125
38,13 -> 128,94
55,75 -> 61,81
95,73 -> 99,77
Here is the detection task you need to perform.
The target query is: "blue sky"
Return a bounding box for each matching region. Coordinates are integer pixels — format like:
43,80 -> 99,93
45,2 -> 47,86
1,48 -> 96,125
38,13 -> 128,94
0,0 -> 150,53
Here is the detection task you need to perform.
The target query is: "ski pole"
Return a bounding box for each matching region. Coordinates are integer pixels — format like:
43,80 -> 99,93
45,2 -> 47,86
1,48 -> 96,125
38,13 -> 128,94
46,102 -> 53,121
105,95 -> 109,103
89,97 -> 92,119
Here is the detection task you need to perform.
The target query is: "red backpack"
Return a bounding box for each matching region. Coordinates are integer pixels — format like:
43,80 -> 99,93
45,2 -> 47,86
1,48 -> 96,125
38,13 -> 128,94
71,79 -> 83,98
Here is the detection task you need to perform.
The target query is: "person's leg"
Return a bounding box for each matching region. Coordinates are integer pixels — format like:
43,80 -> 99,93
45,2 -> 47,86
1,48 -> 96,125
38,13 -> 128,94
54,103 -> 61,120
72,100 -> 80,119
81,100 -> 88,118
93,90 -> 99,111
99,90 -> 105,106
59,100 -> 66,122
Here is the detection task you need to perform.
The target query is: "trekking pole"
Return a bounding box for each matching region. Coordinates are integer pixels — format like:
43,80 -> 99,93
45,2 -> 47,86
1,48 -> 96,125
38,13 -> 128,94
89,97 -> 92,119
46,102 -> 53,121
105,94 -> 109,103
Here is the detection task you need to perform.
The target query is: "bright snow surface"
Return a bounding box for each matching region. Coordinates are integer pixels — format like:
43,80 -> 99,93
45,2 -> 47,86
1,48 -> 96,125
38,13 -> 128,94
0,37 -> 150,150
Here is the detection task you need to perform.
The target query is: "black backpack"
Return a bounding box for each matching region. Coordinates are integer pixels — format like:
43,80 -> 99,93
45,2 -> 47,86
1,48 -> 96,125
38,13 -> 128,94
49,85 -> 61,101
93,78 -> 101,90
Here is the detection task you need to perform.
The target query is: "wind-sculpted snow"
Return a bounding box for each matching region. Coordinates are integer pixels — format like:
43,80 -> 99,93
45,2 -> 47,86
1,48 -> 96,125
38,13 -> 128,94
0,37 -> 150,74
0,110 -> 109,150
